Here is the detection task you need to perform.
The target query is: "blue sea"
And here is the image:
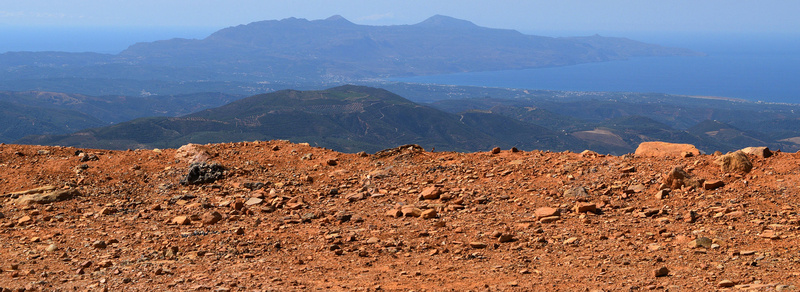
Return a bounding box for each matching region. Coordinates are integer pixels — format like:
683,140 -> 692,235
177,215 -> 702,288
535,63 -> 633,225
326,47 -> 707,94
395,32 -> 800,104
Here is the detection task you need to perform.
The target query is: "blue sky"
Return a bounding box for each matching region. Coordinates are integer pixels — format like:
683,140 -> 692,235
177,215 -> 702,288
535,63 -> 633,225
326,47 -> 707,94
1,0 -> 799,35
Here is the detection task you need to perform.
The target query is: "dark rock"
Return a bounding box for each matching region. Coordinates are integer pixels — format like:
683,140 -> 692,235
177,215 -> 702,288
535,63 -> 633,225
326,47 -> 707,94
242,181 -> 265,190
335,212 -> 352,222
79,153 -> 99,162
180,163 -> 226,185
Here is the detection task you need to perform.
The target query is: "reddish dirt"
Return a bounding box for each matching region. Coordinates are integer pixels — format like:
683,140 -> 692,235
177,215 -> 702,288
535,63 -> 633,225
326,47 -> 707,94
0,141 -> 799,291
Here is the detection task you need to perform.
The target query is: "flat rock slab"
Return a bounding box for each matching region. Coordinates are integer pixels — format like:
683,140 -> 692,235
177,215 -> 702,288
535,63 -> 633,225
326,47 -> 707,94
7,185 -> 57,197
740,146 -> 772,158
15,189 -> 80,205
703,180 -> 725,190
245,197 -> 264,206
574,202 -> 597,213
635,142 -> 700,157
419,186 -> 441,200
535,207 -> 560,218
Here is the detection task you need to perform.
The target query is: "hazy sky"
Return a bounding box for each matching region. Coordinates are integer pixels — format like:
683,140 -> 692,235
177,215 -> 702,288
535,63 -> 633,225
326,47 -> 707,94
2,0 -> 799,35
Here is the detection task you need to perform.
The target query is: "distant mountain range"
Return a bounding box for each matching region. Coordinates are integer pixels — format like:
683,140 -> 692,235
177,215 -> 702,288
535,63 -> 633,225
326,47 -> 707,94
16,85 -> 800,154
0,91 -> 240,142
0,15 -> 700,86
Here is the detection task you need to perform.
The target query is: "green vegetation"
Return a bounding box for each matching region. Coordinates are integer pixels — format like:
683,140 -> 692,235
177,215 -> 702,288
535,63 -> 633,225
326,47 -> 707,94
0,100 -> 105,142
0,91 -> 241,143
12,84 -> 800,155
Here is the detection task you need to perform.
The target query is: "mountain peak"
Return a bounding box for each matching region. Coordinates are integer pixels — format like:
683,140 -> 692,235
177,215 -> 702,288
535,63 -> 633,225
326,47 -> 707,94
323,15 -> 355,25
415,15 -> 477,28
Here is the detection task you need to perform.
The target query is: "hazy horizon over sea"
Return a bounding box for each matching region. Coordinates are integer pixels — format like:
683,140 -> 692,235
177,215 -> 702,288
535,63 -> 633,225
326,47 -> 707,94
0,26 -> 217,54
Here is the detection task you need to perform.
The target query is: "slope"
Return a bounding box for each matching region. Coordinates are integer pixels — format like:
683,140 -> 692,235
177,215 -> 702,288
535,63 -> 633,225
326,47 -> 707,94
687,120 -> 773,150
0,91 -> 241,124
17,85 -> 583,153
0,100 -> 105,143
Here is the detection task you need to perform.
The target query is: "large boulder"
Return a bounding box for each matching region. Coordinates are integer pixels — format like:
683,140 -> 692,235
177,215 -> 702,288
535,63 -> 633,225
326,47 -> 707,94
740,147 -> 773,158
635,142 -> 700,158
715,151 -> 752,173
175,144 -> 215,164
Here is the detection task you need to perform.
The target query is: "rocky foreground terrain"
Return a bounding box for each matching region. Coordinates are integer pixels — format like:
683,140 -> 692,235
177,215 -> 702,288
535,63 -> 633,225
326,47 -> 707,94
0,141 -> 799,291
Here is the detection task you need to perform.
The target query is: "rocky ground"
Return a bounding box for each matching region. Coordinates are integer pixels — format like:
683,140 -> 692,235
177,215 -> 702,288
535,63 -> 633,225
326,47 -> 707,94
0,141 -> 798,291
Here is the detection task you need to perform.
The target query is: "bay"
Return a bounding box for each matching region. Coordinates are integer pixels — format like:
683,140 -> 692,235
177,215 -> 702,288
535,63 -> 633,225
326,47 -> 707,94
394,34 -> 800,104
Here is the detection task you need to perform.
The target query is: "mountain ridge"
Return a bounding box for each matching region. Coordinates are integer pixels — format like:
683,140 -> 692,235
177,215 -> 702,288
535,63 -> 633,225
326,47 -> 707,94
0,15 -> 701,84
15,85 -> 585,152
